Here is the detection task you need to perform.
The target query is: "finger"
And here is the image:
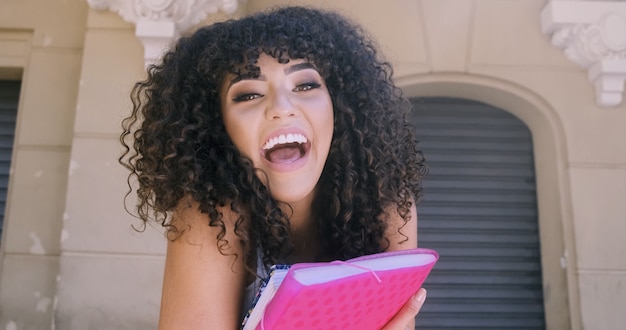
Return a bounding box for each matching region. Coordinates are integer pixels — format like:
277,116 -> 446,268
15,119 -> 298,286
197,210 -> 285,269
382,288 -> 427,330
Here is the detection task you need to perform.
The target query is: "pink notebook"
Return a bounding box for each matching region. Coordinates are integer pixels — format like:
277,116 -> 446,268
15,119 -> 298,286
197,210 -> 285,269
241,248 -> 438,330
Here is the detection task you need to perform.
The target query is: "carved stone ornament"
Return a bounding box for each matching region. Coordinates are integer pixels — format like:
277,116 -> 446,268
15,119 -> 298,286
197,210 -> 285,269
88,0 -> 245,67
541,1 -> 626,107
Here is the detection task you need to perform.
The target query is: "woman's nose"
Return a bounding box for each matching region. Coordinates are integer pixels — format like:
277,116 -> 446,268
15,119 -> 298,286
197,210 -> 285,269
265,89 -> 296,120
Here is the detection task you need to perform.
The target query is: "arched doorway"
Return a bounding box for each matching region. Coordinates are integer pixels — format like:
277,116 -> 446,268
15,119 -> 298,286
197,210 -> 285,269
411,97 -> 545,329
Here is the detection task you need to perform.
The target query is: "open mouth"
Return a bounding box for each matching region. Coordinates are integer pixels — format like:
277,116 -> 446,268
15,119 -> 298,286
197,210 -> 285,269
262,133 -> 309,163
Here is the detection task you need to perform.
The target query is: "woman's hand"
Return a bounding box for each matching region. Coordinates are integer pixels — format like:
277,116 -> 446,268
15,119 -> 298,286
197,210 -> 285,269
382,288 -> 427,330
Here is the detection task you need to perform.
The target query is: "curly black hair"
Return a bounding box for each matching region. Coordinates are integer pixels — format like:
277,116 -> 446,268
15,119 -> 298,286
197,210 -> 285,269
120,6 -> 427,268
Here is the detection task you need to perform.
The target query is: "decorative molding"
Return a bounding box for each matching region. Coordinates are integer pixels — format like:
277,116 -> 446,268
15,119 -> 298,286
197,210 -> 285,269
88,0 -> 245,67
541,1 -> 626,107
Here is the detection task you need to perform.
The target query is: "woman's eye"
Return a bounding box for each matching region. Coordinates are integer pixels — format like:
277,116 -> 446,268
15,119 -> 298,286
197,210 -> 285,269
232,93 -> 263,102
294,82 -> 321,92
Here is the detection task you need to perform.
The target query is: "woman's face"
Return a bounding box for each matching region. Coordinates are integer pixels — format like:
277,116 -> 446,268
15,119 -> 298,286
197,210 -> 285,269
220,54 -> 334,205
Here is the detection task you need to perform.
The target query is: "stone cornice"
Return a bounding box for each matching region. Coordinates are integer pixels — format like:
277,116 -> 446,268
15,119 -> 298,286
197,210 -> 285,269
87,0 -> 245,67
541,1 -> 626,107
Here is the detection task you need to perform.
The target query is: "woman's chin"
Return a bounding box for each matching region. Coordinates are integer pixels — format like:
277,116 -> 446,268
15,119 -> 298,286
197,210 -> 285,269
268,180 -> 318,206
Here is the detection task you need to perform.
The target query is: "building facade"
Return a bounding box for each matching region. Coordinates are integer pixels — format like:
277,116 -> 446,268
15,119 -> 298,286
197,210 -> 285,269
0,0 -> 625,329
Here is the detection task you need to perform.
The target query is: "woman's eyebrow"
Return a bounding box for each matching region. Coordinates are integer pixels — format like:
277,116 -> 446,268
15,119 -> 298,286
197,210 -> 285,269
227,73 -> 266,89
284,62 -> 317,75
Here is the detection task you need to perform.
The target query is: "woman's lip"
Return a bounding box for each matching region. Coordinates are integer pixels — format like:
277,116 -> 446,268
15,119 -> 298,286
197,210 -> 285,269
258,127 -> 311,172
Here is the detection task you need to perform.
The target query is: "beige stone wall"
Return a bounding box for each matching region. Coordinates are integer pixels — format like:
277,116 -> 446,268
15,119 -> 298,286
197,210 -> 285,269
0,0 -> 624,329
0,0 -> 87,328
53,9 -> 167,329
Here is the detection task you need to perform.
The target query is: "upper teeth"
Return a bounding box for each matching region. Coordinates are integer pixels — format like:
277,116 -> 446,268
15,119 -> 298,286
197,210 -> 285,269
263,133 -> 307,150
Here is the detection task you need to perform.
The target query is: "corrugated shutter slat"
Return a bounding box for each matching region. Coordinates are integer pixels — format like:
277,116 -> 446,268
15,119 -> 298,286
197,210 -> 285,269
0,81 -> 20,233
411,98 -> 545,329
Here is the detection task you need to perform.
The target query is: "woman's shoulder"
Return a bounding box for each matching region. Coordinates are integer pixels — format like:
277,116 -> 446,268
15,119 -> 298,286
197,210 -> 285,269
382,198 -> 418,251
166,196 -> 249,269
170,196 -> 243,234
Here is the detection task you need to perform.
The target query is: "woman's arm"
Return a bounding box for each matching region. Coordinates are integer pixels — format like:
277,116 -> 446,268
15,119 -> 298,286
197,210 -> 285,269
159,198 -> 247,330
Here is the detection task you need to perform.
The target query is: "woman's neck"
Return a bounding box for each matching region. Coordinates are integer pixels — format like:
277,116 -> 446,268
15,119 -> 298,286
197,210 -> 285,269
279,194 -> 320,263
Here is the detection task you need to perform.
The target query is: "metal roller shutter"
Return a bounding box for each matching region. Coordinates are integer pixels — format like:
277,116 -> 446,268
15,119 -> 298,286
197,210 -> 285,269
0,81 -> 20,240
411,98 -> 545,329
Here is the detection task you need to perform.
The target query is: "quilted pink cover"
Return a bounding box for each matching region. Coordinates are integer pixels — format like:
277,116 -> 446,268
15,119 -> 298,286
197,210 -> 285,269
256,248 -> 438,330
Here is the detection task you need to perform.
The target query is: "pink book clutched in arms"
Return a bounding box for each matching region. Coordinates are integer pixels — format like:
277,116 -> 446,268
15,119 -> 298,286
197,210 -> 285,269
241,248 -> 438,330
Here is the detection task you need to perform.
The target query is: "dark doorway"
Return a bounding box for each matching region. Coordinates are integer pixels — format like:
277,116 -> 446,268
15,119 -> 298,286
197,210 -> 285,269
411,97 -> 546,329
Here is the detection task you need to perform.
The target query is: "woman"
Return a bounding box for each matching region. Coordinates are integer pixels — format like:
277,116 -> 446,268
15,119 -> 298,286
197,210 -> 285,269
120,6 -> 428,329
